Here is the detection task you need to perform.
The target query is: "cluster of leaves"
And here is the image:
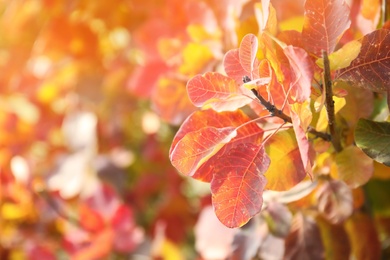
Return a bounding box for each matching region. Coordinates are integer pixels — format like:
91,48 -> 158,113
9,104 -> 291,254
168,0 -> 390,258
2,0 -> 390,259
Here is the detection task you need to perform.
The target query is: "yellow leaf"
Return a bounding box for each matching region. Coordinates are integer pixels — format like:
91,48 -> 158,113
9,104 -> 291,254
279,16 -> 304,32
332,145 -> 373,188
291,101 -> 312,130
179,43 -> 213,76
265,130 -> 306,191
316,40 -> 361,70
316,97 -> 346,132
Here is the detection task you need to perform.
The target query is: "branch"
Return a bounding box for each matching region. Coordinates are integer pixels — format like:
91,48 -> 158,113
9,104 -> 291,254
243,76 -> 330,141
322,50 -> 343,152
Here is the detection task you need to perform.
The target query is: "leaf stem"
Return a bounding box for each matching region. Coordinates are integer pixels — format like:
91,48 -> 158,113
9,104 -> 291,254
322,50 -> 342,152
243,76 -> 330,141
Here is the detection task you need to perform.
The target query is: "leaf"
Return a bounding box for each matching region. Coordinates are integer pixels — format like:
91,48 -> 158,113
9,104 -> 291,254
254,0 -> 277,35
337,29 -> 390,92
338,82 -> 374,128
186,72 -> 252,111
332,145 -> 373,188
264,130 -> 307,191
170,126 -> 236,177
355,118 -> 390,166
290,102 -> 313,179
224,49 -> 249,85
315,180 -> 353,224
239,34 -> 259,78
316,96 -> 346,132
344,212 -> 381,260
284,212 -> 324,260
283,46 -> 314,102
170,109 -> 264,179
211,143 -> 269,228
302,0 -> 351,56
316,40 -> 362,71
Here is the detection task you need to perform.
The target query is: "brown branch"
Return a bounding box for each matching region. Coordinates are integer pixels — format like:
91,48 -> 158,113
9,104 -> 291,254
243,76 -> 330,141
322,50 -> 343,152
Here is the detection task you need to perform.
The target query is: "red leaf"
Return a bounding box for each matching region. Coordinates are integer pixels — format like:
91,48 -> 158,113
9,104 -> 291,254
186,72 -> 252,111
170,109 -> 264,180
337,29 -> 390,92
211,143 -> 269,228
283,46 -> 314,102
239,34 -> 259,78
302,0 -> 351,56
284,212 -> 324,259
111,205 -> 144,252
170,126 -> 236,177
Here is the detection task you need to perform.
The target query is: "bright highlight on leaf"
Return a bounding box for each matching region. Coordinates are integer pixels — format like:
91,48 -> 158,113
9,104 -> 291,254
264,130 -> 307,191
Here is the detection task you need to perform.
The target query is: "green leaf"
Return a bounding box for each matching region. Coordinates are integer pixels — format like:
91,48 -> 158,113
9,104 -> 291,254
355,118 -> 390,166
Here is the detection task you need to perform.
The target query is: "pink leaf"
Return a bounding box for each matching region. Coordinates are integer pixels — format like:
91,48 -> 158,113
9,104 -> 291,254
239,34 -> 259,78
283,46 -> 314,102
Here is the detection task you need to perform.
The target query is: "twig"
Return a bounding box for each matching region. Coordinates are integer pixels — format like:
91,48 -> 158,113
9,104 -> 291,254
243,76 -> 331,141
322,50 -> 343,152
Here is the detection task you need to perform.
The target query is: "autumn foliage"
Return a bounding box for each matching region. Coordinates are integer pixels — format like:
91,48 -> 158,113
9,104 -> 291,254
1,0 -> 390,259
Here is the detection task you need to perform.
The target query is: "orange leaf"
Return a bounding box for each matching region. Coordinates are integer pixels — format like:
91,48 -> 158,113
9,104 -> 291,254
302,0 -> 351,56
264,130 -> 307,191
170,109 -> 264,181
186,72 -> 252,111
211,143 -> 269,228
